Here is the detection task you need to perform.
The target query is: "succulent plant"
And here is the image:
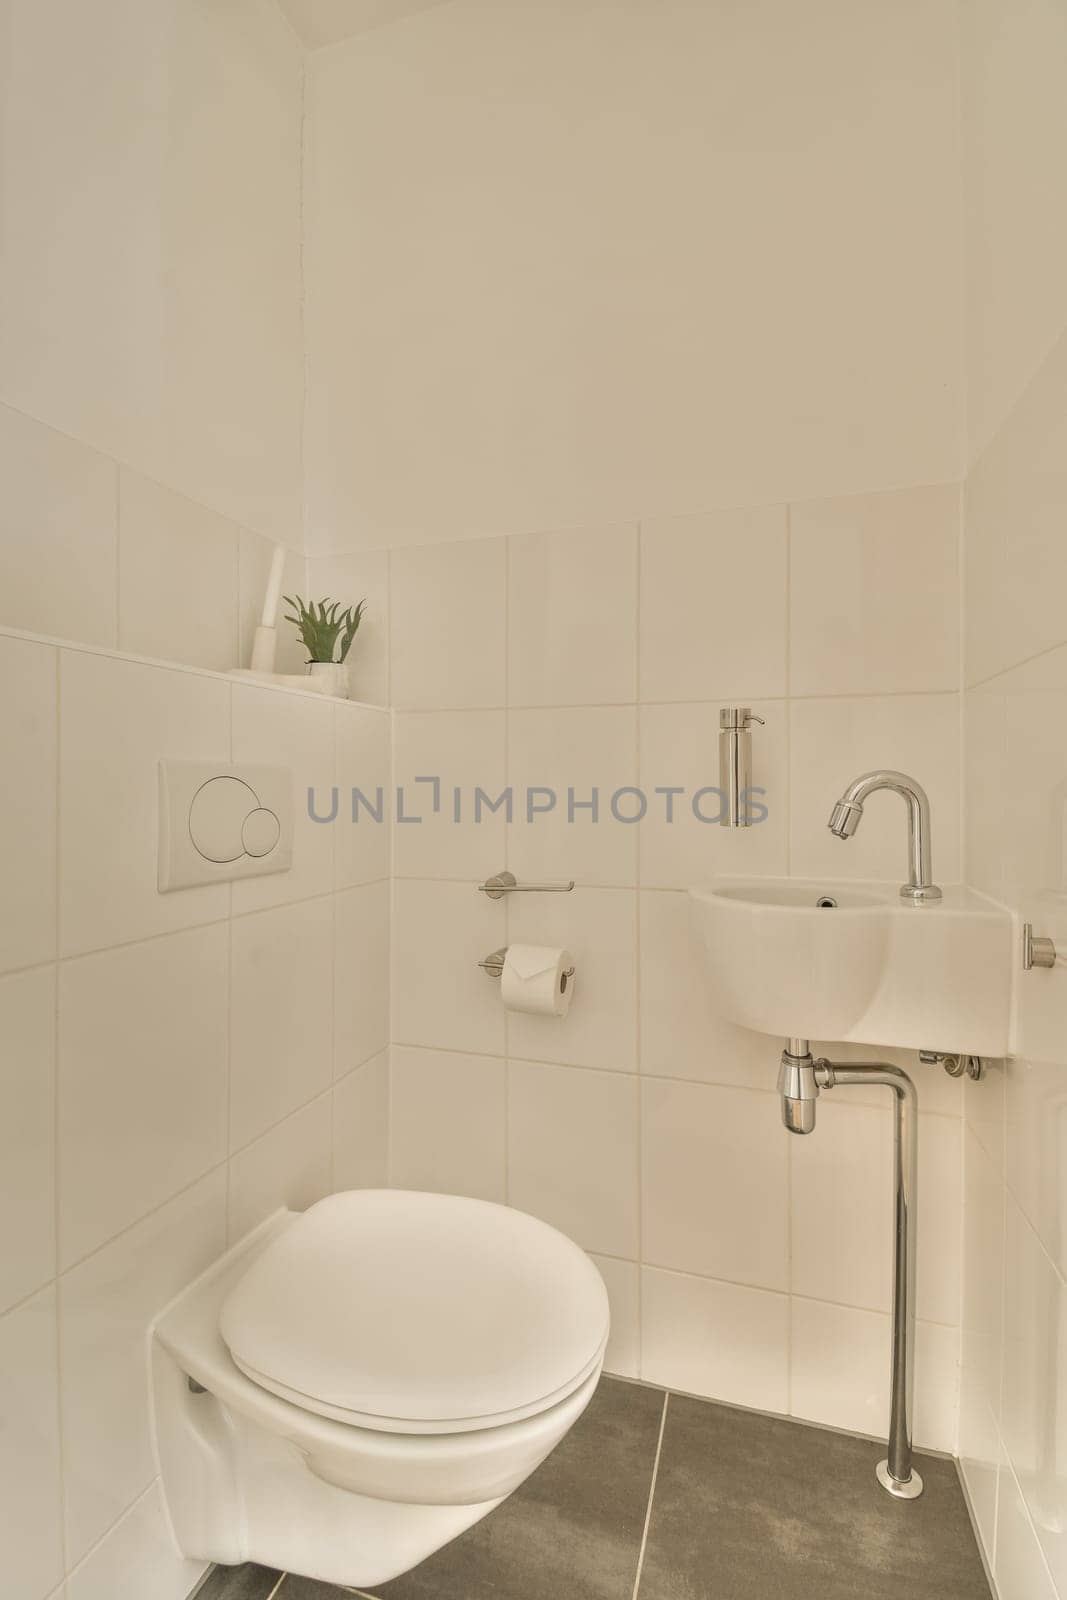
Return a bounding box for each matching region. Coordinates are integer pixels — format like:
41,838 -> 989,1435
283,595 -> 368,664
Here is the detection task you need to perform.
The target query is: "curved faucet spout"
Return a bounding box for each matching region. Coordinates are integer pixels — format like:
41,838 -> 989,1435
827,769 -> 941,903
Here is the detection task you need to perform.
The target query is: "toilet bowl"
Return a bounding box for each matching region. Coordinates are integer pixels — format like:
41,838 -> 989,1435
150,1189 -> 609,1589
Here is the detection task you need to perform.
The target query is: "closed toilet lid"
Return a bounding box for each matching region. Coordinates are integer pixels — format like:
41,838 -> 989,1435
218,1190 -> 610,1434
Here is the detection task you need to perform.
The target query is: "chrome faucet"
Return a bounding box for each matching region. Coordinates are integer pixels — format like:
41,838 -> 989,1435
827,769 -> 941,902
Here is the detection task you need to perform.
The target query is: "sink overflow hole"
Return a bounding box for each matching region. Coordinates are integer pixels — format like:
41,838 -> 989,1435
816,896 -> 838,908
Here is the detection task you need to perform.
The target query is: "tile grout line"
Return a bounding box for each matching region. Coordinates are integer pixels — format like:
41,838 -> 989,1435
634,523 -> 645,1375
503,533 -> 511,1202
783,503 -> 793,1414
51,643 -> 70,1582
265,1573 -> 288,1600
631,1389 -> 669,1600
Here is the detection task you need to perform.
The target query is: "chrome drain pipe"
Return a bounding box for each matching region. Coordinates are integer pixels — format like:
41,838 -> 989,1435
778,1043 -> 923,1499
777,1038 -> 819,1134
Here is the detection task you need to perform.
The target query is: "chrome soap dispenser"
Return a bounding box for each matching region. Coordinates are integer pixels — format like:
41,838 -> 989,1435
719,707 -> 764,827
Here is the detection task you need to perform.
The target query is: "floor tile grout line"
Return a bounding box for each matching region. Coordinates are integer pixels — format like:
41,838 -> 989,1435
631,1389 -> 669,1600
265,1574 -> 288,1600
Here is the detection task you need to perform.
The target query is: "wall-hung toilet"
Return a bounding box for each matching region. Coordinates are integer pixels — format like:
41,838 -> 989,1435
150,1189 -> 609,1589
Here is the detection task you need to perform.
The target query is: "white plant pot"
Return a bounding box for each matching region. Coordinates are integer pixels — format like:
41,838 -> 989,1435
307,662 -> 350,699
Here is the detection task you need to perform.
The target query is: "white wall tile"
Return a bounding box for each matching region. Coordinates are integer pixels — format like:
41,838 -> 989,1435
65,1480 -> 206,1600
507,888 -> 636,1073
58,650 -> 230,958
390,1046 -> 506,1202
0,634 -> 57,974
508,706 -> 638,888
335,704 -> 392,889
959,1128 -> 1005,1561
0,967 -> 55,1314
640,508 -> 788,703
995,1459 -> 1059,1600
959,1397 -> 1001,1581
390,538 -> 506,709
0,404 -> 117,649
789,694 -> 962,885
0,1288 -> 63,1600
117,470 -> 239,673
790,1298 -> 959,1453
964,331 -> 1067,686
57,925 -> 229,1268
963,646 -> 1067,927
239,532 -> 307,678
306,549 -> 390,706
227,1094 -> 332,1243
641,1078 -> 787,1291
508,1061 -> 638,1259
638,700 -> 787,889
790,1098 -> 892,1314
333,1050 -> 390,1191
967,1055 -> 1006,1177
1000,1196 -> 1067,1594
963,679 -> 1010,906
641,1266 -> 789,1413
392,879 -> 506,1056
791,1101 -> 961,1328
507,526 -> 637,707
58,1171 -> 225,1565
638,891 -> 774,1089
231,681 -> 336,914
1005,1055 -> 1067,1280
335,881 -> 390,1076
790,484 -> 961,697
590,1255 -> 640,1380
916,1113 -> 964,1329
393,710 -> 507,879
230,897 -> 335,1150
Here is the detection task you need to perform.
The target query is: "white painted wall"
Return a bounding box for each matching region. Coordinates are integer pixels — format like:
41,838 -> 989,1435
304,0 -> 969,1450
958,3 -> 1067,1596
0,6 -> 391,1596
304,0 -> 963,553
0,0 -> 306,670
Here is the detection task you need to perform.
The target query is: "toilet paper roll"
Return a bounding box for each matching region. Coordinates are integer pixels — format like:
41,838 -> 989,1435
500,945 -> 575,1018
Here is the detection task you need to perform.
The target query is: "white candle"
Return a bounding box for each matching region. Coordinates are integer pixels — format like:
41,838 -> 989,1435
260,543 -> 287,629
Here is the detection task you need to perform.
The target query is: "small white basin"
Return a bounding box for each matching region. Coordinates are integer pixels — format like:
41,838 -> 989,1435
689,877 -> 1013,1055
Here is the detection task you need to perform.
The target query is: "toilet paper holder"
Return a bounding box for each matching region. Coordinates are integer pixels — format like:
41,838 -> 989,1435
478,870 -> 575,898
478,946 -> 576,981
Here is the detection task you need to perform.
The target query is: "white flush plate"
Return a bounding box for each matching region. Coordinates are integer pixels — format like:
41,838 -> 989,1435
159,761 -> 294,892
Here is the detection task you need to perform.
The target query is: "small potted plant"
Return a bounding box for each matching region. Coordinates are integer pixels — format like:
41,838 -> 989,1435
283,595 -> 367,699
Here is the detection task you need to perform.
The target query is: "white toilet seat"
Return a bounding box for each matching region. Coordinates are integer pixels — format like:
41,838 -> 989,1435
219,1189 -> 610,1435
152,1196 -> 609,1587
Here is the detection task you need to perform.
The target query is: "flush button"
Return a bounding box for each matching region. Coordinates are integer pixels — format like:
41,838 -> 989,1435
242,807 -> 282,858
189,777 -> 261,863
159,760 -> 294,893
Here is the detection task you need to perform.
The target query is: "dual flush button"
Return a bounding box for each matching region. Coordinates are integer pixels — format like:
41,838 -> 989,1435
158,762 -> 294,892
189,776 -> 282,863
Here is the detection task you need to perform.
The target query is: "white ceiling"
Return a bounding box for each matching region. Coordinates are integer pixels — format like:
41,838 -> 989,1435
276,0 -> 455,49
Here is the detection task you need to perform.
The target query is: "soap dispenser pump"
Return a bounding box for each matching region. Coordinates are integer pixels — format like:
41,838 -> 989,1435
719,707 -> 764,827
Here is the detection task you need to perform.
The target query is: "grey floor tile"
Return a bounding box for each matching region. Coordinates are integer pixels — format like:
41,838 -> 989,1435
637,1395 -> 991,1600
195,1565 -> 282,1600
352,1375 -> 666,1600
277,1579 -> 357,1599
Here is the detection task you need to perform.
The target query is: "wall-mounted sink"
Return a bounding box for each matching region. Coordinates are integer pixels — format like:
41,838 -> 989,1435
689,877 -> 1013,1056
